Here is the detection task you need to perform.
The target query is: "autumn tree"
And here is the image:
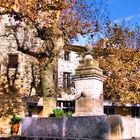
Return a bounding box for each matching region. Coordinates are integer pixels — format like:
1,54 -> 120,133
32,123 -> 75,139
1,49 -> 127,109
94,24 -> 140,105
0,0 -> 106,116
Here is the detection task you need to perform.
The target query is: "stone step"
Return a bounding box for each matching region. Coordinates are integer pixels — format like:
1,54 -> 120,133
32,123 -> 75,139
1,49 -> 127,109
0,136 -> 101,140
0,136 -> 139,140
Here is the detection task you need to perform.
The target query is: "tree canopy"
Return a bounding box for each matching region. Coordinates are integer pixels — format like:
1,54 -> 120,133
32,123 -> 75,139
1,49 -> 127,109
94,24 -> 140,104
0,0 -> 107,117
0,0 -> 106,67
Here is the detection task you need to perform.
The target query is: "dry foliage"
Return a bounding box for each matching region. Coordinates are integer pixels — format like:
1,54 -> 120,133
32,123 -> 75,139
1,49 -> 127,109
94,24 -> 140,104
0,0 -> 106,116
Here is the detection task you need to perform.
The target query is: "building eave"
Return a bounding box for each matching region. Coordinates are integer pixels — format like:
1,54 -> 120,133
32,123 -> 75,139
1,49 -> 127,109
63,44 -> 86,53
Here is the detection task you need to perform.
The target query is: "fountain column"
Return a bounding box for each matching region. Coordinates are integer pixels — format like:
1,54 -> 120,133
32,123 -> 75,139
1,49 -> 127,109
73,54 -> 106,116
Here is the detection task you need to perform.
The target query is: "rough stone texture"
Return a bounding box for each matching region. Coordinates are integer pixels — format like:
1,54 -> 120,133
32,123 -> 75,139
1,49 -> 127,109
65,116 -> 109,139
107,115 -> 140,140
0,14 -> 64,133
74,96 -> 103,116
1,136 -> 140,140
0,135 -> 103,140
22,116 -> 109,139
22,117 -> 64,137
0,117 -> 11,135
73,56 -> 106,116
42,98 -> 56,117
21,115 -> 140,140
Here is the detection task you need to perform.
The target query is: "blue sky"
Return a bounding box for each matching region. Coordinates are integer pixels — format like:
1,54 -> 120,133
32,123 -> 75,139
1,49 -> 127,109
73,0 -> 140,45
108,0 -> 140,25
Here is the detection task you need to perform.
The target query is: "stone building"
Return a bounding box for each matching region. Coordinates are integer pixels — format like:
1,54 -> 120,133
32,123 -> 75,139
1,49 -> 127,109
0,13 -> 85,132
0,14 -> 140,135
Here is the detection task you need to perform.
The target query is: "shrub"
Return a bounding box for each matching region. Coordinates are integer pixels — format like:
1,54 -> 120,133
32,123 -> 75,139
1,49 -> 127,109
52,108 -> 65,117
51,108 -> 73,117
65,111 -> 73,117
10,114 -> 22,124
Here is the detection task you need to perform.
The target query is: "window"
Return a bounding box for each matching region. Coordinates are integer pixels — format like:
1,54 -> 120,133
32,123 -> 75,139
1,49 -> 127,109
27,101 -> 43,117
104,106 -> 115,115
131,106 -> 140,118
0,64 -> 1,74
63,72 -> 71,89
64,51 -> 70,61
8,54 -> 18,68
57,100 -> 75,112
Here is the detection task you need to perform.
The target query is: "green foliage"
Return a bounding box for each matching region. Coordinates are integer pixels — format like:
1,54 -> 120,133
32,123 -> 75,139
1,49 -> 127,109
10,114 -> 22,124
65,111 -> 73,117
51,108 -> 73,117
52,108 -> 65,117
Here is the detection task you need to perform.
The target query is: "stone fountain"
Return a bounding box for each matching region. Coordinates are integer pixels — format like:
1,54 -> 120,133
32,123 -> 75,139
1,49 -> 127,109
20,45 -> 140,140
73,53 -> 106,116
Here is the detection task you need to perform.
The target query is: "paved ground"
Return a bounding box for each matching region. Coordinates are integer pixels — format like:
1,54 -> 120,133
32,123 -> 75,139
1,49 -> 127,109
0,135 -> 105,140
0,135 -> 139,140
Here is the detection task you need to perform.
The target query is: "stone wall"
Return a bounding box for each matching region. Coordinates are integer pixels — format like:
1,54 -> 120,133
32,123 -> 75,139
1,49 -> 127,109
21,115 -> 140,140
0,15 -> 41,134
107,115 -> 140,140
22,116 -> 109,139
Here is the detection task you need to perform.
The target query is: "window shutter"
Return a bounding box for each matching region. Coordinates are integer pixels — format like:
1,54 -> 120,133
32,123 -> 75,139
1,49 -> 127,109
8,54 -> 18,68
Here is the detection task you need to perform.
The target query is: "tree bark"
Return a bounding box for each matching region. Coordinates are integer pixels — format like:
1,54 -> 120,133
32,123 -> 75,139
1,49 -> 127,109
41,37 -> 64,117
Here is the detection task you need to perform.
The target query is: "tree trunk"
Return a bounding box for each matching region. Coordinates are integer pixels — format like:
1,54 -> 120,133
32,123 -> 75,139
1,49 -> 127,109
41,63 -> 56,117
41,37 -> 64,117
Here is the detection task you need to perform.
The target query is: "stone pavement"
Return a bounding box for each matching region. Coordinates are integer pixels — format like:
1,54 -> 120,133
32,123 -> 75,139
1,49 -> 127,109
0,135 -> 104,140
0,135 -> 139,140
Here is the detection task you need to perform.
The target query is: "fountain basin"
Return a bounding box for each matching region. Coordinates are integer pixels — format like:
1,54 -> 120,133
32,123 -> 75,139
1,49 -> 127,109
21,115 -> 140,140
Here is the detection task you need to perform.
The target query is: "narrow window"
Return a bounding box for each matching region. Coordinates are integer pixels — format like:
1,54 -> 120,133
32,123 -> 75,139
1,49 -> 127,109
56,100 -> 75,113
0,64 -> 1,74
131,106 -> 140,118
64,51 -> 70,61
104,106 -> 115,115
8,54 -> 18,68
63,72 -> 71,89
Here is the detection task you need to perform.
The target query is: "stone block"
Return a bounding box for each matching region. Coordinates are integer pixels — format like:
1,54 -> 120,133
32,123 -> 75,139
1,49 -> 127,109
22,117 -> 63,137
65,116 -> 109,139
107,115 -> 140,140
22,116 -> 109,139
21,115 -> 140,140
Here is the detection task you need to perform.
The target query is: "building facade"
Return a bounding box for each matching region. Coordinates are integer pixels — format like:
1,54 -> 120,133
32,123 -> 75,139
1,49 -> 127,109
0,14 -> 140,134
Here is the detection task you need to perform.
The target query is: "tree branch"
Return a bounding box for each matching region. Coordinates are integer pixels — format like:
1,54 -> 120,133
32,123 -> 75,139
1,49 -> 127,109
6,25 -> 51,60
